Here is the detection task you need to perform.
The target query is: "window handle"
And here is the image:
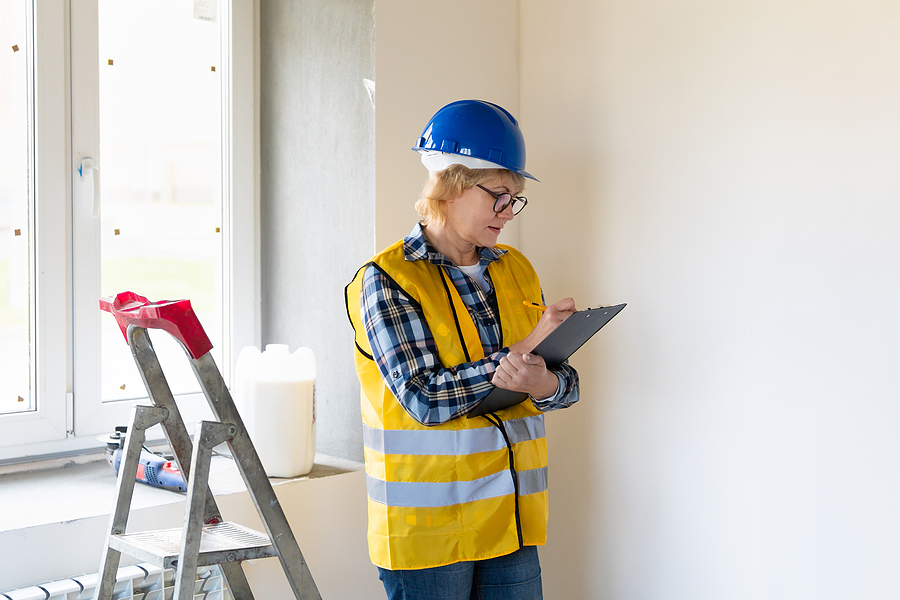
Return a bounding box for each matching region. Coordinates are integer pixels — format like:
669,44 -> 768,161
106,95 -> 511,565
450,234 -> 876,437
79,157 -> 101,217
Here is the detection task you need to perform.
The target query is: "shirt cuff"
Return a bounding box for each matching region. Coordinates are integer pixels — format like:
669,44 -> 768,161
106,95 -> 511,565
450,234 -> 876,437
530,372 -> 565,408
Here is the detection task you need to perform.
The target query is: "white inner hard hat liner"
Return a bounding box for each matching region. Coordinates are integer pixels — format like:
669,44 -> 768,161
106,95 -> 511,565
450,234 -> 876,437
419,150 -> 506,173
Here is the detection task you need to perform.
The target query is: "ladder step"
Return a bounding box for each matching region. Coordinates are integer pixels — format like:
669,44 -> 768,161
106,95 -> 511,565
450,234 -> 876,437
108,522 -> 276,569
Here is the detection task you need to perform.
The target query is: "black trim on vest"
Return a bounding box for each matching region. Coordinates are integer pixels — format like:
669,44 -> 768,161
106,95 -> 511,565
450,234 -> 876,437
355,342 -> 374,361
347,260 -> 434,362
437,265 -> 472,363
344,263 -> 369,328
483,412 -> 524,549
348,256 -> 479,374
485,266 -> 505,347
367,262 -> 425,314
344,263 -> 375,361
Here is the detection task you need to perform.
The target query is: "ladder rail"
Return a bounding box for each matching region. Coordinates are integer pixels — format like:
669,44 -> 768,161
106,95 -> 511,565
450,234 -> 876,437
175,422 -> 237,600
191,353 -> 323,600
94,405 -> 170,600
126,325 -> 224,524
96,293 -> 321,599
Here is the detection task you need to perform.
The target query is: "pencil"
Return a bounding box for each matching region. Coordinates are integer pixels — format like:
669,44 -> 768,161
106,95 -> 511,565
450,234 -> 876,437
523,301 -> 547,312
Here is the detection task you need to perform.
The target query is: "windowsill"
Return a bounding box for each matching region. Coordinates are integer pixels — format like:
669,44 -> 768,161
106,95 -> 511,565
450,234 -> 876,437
0,449 -> 363,533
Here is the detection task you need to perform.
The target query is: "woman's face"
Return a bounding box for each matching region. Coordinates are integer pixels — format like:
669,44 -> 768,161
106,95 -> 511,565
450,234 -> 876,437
443,176 -> 519,250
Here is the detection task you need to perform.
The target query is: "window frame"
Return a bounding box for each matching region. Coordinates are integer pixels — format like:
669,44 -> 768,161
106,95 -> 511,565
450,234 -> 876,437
0,0 -> 259,460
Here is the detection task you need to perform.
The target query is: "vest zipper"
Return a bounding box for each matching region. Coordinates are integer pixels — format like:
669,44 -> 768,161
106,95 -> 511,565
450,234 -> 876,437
484,412 -> 524,548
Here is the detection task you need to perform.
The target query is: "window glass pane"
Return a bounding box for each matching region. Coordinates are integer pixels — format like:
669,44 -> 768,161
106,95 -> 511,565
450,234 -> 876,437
98,0 -> 222,402
0,1 -> 34,415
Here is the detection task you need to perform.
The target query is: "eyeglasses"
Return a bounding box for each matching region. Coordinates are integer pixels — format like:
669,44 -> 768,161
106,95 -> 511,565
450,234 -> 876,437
476,185 -> 528,215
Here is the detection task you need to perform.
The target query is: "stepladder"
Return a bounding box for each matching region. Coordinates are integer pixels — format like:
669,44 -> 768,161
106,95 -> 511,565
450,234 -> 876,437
94,291 -> 322,600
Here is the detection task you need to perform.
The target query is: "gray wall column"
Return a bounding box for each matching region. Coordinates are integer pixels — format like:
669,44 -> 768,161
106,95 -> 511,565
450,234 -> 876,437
260,0 -> 375,462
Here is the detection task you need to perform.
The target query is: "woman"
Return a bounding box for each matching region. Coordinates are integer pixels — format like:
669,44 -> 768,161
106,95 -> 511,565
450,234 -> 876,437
345,100 -> 580,600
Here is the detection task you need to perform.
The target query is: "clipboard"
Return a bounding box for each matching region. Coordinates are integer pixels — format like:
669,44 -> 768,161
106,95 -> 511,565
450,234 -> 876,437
468,303 -> 626,417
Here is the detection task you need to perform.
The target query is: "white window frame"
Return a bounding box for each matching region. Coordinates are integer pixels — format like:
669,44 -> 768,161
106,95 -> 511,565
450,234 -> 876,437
0,0 -> 69,451
0,0 -> 259,460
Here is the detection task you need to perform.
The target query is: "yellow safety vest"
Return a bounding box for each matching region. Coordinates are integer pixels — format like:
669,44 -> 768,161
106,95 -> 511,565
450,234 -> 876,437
345,239 -> 551,570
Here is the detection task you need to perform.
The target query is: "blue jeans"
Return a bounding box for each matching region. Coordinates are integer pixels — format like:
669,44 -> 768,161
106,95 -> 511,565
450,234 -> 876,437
377,546 -> 543,600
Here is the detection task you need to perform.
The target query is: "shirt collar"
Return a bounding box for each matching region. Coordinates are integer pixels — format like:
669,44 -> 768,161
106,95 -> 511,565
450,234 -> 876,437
403,222 -> 507,267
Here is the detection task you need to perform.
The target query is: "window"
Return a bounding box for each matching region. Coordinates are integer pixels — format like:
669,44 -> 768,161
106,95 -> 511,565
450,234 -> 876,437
0,0 -> 258,458
0,0 -> 34,419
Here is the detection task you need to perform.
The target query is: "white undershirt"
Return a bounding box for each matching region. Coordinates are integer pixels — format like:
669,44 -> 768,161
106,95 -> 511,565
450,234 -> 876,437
456,262 -> 492,294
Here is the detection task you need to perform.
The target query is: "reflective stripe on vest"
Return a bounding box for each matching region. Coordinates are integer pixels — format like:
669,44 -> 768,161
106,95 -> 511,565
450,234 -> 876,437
366,466 -> 549,507
362,414 -> 545,456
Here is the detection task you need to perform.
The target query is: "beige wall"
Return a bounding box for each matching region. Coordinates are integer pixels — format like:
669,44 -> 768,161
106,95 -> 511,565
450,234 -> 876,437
523,1 -> 900,598
378,0 -> 900,598
374,0 -> 522,250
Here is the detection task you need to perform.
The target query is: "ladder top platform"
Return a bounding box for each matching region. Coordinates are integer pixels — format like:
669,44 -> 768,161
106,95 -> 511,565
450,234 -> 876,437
99,291 -> 213,359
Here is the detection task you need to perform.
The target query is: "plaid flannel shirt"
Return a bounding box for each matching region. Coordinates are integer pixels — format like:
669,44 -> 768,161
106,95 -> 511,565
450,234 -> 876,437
360,223 -> 579,426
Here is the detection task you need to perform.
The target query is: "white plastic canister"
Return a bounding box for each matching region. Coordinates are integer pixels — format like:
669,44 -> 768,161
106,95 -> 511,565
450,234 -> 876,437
234,344 -> 316,478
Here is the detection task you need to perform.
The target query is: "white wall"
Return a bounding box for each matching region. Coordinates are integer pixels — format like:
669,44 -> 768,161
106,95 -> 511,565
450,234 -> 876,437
520,1 -> 900,598
377,0 -> 900,598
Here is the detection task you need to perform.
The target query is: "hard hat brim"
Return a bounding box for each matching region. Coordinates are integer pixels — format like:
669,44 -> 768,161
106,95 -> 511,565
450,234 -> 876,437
416,149 -> 539,182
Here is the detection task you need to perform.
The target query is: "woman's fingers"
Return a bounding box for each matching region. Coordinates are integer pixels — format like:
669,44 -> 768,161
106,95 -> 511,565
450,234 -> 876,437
491,352 -> 555,398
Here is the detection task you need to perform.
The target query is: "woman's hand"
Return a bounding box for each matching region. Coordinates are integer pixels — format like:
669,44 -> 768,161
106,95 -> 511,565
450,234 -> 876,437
509,297 -> 577,355
491,352 -> 559,399
490,297 -> 575,398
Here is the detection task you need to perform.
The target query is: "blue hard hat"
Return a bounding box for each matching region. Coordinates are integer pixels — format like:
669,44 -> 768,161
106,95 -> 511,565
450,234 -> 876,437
412,100 -> 538,181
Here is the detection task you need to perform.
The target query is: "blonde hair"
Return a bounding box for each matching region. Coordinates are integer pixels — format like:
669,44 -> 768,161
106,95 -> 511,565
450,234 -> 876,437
415,165 -> 527,226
